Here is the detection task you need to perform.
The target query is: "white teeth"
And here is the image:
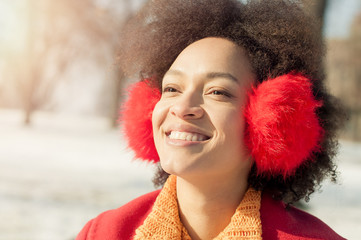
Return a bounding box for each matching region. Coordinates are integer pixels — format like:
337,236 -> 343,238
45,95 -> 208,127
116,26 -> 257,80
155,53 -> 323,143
168,131 -> 208,142
180,132 -> 186,140
186,135 -> 192,141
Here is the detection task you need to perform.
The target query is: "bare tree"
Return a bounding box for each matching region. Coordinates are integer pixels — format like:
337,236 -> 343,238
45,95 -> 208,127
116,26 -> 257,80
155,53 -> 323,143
16,0 -> 129,125
347,13 -> 361,141
302,0 -> 327,28
104,0 -> 135,128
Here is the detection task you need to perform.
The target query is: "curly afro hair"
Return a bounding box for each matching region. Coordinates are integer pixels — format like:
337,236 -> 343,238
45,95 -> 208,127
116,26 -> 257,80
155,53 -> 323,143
118,0 -> 346,204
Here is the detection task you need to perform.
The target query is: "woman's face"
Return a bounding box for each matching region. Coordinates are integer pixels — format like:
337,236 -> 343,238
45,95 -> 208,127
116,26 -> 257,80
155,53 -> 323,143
152,37 -> 255,180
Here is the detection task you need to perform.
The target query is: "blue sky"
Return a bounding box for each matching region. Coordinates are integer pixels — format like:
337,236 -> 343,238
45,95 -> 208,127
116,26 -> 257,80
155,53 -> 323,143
0,0 -> 360,51
324,0 -> 361,38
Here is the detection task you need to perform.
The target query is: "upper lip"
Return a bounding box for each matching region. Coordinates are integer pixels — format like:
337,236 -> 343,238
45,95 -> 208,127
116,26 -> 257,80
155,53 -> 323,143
164,124 -> 212,139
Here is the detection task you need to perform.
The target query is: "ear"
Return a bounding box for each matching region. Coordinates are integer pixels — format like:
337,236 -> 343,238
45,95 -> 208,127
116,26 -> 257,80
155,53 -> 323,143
120,80 -> 161,163
244,73 -> 324,177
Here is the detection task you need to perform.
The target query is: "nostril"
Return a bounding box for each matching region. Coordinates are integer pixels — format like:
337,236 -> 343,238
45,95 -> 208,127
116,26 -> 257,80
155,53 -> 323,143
170,101 -> 204,119
182,109 -> 203,119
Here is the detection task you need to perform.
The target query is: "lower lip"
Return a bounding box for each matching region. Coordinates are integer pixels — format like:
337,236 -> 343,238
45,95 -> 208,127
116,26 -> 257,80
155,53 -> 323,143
166,136 -> 206,147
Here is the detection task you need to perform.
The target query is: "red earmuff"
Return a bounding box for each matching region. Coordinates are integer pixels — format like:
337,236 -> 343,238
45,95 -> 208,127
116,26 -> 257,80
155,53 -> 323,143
244,73 -> 323,177
120,73 -> 323,177
120,80 -> 161,163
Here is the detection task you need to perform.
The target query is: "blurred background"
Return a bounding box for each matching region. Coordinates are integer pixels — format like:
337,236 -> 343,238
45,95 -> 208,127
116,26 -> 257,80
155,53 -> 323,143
0,0 -> 360,239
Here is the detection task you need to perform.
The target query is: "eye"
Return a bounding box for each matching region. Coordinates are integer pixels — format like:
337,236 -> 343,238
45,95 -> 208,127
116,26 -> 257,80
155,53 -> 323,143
209,89 -> 232,98
163,87 -> 178,93
161,85 -> 181,98
211,90 -> 225,95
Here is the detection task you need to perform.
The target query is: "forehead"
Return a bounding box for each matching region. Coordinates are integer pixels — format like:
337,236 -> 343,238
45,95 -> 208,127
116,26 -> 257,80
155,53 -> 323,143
179,37 -> 244,57
165,37 -> 254,85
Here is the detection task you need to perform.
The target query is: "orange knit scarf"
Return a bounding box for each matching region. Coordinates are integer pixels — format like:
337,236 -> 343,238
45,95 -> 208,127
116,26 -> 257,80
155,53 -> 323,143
134,175 -> 262,239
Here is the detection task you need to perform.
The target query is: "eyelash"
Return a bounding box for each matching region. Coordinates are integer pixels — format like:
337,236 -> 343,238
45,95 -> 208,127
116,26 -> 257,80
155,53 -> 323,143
162,87 -> 178,93
209,90 -> 231,97
162,86 -> 232,98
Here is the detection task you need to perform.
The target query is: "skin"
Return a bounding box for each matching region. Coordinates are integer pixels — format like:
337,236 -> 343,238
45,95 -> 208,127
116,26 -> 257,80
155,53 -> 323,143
152,37 -> 256,240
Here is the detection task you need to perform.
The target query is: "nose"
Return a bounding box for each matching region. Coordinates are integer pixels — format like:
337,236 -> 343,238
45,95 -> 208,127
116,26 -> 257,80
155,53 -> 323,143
170,92 -> 204,120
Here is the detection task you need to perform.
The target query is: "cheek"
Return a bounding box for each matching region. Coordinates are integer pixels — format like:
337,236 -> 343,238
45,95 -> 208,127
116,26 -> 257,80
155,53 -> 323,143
152,102 -> 161,132
216,105 -> 244,131
216,94 -> 248,135
218,107 -> 246,146
152,100 -> 169,136
229,114 -> 244,136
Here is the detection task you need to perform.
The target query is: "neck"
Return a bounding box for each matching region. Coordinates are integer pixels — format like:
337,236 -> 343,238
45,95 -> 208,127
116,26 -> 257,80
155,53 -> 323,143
176,170 -> 250,240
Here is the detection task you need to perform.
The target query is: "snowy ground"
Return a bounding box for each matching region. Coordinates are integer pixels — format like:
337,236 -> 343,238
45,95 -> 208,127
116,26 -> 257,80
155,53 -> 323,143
0,109 -> 360,240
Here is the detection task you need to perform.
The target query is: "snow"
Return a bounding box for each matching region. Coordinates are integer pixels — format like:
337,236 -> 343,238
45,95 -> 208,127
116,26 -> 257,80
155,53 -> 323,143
302,141 -> 361,239
0,109 -> 360,240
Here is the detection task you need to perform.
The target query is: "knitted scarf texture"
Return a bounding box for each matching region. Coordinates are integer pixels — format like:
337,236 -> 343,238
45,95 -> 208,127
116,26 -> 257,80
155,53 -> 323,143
134,175 -> 263,239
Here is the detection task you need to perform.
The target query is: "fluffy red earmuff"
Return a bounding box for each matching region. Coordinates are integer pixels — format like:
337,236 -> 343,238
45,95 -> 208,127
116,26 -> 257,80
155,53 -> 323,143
244,73 -> 323,177
120,73 -> 323,177
120,80 -> 161,163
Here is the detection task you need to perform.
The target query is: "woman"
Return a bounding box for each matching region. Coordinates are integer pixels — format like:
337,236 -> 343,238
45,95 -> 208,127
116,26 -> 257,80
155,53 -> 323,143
77,0 -> 346,239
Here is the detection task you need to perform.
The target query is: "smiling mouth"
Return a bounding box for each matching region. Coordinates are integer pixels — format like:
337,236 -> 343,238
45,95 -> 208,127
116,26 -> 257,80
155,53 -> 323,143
166,131 -> 210,142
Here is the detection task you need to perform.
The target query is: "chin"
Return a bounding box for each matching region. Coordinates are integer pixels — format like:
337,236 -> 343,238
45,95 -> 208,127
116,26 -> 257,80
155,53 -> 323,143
159,164 -> 174,175
160,162 -> 184,176
160,158 -> 196,178
159,158 -> 177,175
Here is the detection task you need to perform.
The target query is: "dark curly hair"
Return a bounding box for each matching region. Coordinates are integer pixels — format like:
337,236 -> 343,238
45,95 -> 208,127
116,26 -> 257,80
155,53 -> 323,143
118,0 -> 346,204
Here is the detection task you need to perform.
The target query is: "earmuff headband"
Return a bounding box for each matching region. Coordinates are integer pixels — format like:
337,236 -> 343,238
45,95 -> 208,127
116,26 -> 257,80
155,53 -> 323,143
120,73 -> 323,177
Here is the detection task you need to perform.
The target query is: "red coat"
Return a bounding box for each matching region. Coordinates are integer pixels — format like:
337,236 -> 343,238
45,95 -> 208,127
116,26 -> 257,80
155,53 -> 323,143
76,190 -> 345,240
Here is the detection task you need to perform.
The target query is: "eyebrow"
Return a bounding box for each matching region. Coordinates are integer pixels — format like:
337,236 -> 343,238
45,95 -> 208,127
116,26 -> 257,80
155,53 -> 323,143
206,72 -> 239,83
164,69 -> 239,83
164,69 -> 184,77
